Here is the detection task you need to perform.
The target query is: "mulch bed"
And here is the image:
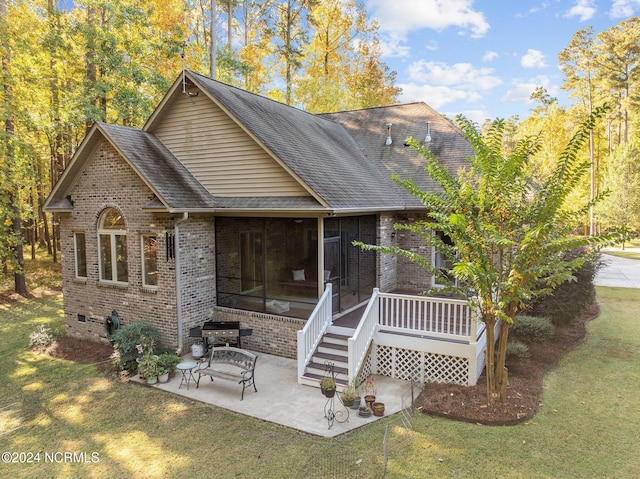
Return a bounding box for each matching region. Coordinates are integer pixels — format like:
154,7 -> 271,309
39,335 -> 116,376
416,302 -> 599,425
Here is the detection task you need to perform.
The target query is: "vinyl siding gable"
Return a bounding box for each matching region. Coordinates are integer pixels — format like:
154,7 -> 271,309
150,88 -> 310,198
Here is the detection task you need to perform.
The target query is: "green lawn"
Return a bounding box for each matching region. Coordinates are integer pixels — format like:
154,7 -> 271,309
604,238 -> 640,260
1,287 -> 639,478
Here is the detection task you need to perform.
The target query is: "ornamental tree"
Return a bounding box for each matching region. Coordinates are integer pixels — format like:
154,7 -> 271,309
360,106 -> 630,404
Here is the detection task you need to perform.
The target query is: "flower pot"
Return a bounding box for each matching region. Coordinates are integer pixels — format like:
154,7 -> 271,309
321,386 -> 336,398
350,397 -> 362,410
364,395 -> 376,408
342,397 -> 354,407
358,407 -> 372,418
372,402 -> 385,417
158,373 -> 169,383
146,376 -> 158,385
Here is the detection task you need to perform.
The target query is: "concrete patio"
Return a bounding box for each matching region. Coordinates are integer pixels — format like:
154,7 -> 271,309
133,350 -> 419,438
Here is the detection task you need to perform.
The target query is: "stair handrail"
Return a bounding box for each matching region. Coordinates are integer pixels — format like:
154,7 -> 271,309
347,288 -> 380,380
297,283 -> 333,380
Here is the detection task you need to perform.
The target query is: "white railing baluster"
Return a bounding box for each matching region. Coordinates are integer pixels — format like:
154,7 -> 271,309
374,291 -> 476,343
297,283 -> 332,381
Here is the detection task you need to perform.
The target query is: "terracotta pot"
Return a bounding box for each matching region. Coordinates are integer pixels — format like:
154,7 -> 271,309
372,402 -> 385,417
364,395 -> 376,408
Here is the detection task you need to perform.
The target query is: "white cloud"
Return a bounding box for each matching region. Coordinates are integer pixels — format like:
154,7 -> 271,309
564,0 -> 596,22
367,0 -> 490,38
483,51 -> 499,62
501,76 -> 555,105
521,49 -> 548,69
378,34 -> 412,58
407,60 -> 502,90
398,83 -> 476,110
397,60 -> 503,111
610,0 -> 640,17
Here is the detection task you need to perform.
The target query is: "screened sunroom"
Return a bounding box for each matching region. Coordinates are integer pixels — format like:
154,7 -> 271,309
215,216 -> 377,319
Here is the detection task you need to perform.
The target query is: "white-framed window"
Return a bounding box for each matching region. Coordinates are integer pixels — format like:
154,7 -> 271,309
73,232 -> 87,279
98,207 -> 128,284
141,234 -> 158,288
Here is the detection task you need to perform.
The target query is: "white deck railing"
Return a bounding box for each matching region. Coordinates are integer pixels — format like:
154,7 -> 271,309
347,291 -> 485,383
297,283 -> 332,381
377,292 -> 484,343
347,288 -> 381,380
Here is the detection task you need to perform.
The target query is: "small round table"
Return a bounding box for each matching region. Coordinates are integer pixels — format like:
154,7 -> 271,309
176,361 -> 198,390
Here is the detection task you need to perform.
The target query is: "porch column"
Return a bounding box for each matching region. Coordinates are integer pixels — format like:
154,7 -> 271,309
317,216 -> 324,298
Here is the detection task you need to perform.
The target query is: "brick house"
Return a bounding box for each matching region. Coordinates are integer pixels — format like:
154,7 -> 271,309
44,70 -> 489,386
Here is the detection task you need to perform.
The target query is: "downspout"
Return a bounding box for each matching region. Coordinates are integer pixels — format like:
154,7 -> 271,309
174,212 -> 189,355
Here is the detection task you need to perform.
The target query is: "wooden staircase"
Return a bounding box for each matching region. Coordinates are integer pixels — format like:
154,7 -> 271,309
299,325 -> 355,390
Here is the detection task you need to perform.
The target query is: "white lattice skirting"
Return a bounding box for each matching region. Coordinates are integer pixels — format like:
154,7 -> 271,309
374,345 -> 473,386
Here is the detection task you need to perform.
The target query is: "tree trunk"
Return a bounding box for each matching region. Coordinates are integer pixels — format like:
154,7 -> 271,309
2,0 -> 28,297
484,314 -> 510,404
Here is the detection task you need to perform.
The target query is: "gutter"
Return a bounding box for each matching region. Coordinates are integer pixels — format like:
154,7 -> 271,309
173,212 -> 189,355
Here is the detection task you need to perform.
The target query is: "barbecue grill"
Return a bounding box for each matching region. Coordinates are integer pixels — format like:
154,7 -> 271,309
201,321 -> 241,347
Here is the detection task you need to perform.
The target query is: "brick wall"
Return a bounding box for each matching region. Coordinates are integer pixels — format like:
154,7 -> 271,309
391,211 -> 434,292
212,306 -> 305,359
58,141 -> 215,351
377,213 -> 398,292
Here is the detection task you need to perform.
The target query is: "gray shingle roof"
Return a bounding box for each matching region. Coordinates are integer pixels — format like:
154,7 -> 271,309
320,103 -> 474,208
189,71 -> 405,210
46,72 -> 474,215
97,123 -> 218,210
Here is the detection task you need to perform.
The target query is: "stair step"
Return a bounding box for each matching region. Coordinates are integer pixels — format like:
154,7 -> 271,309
318,341 -> 348,354
327,325 -> 356,337
307,360 -> 348,376
313,351 -> 348,364
324,331 -> 351,341
301,372 -> 348,388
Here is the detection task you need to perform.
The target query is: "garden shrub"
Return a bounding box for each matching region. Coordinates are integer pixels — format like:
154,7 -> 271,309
526,248 -> 603,325
505,341 -> 530,363
110,322 -> 161,373
29,324 -> 58,349
511,315 -> 554,343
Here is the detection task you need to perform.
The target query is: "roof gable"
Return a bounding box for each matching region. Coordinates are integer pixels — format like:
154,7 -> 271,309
168,71 -> 404,210
44,123 -> 218,212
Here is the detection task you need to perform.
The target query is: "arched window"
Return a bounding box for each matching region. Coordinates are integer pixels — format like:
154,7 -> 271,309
98,208 -> 128,284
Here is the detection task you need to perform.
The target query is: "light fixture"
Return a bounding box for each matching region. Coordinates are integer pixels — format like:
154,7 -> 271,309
386,123 -> 393,146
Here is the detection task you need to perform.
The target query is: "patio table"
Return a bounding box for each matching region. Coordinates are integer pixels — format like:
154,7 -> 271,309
176,361 -> 198,390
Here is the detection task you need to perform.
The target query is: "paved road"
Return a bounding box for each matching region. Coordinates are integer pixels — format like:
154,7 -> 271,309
594,250 -> 640,288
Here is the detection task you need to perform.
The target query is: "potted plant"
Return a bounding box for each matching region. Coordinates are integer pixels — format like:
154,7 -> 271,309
319,377 -> 336,398
157,365 -> 170,383
363,376 -> 376,408
340,377 -> 361,408
358,405 -> 372,418
158,351 -> 181,378
372,402 -> 385,417
340,386 -> 357,407
139,352 -> 160,384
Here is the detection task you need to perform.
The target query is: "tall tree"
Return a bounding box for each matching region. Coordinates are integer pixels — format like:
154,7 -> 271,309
596,144 -> 640,241
358,107 -> 629,403
298,0 -> 399,112
0,0 -> 27,295
272,0 -> 315,105
595,17 -> 640,147
559,27 -> 599,235
237,0 -> 274,92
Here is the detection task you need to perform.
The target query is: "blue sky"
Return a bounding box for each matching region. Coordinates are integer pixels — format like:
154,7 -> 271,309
364,0 -> 638,123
